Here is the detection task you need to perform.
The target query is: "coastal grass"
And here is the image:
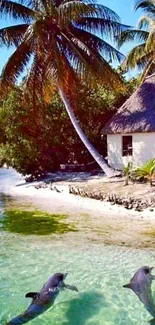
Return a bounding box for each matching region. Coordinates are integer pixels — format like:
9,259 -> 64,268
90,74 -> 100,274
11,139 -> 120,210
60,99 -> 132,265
0,209 -> 77,235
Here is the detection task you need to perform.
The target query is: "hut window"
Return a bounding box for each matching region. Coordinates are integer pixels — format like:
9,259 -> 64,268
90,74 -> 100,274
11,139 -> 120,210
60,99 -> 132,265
122,136 -> 132,156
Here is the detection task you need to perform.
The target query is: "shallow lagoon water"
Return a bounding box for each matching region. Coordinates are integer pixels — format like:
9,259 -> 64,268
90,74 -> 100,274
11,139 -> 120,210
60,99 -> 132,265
0,169 -> 155,324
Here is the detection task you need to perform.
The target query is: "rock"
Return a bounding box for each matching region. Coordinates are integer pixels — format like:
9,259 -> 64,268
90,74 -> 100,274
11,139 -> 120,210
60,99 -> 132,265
53,186 -> 62,193
135,207 -> 143,212
68,184 -> 154,212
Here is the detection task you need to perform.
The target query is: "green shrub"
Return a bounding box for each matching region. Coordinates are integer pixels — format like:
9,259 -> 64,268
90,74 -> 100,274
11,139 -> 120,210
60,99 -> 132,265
123,162 -> 133,185
135,159 -> 155,185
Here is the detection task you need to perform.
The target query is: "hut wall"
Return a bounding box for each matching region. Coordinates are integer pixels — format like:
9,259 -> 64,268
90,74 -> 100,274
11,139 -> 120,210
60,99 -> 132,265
107,134 -> 131,170
133,133 -> 155,166
107,133 -> 155,170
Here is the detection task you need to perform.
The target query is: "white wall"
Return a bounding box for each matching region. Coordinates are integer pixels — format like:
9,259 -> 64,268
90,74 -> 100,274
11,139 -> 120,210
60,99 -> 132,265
107,133 -> 155,170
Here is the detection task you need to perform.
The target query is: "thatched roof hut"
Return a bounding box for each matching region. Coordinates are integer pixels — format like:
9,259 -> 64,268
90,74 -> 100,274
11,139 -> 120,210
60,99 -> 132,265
102,73 -> 155,134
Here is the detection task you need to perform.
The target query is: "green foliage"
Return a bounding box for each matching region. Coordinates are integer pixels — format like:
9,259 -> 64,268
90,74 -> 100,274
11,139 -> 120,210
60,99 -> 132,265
0,0 -> 126,97
118,0 -> 155,80
135,159 -> 155,177
123,162 -> 133,186
123,162 -> 133,176
0,90 -> 62,175
0,0 -> 128,175
135,159 -> 155,185
0,83 -> 130,176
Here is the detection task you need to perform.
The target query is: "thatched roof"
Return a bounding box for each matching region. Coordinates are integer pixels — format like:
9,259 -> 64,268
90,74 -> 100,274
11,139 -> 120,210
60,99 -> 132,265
102,73 -> 155,134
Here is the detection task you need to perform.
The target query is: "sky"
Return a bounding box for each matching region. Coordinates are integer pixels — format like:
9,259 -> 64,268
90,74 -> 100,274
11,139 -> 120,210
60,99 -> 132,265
0,0 -> 142,77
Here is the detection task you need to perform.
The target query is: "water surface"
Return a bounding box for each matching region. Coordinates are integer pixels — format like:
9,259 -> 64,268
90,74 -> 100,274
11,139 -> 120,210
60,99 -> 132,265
0,168 -> 155,325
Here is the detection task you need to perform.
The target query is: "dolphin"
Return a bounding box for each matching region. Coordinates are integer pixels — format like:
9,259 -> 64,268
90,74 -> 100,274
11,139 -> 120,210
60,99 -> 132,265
123,266 -> 155,317
7,272 -> 78,325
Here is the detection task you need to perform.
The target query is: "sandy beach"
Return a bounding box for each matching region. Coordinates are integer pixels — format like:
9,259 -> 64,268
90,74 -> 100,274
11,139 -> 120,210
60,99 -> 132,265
1,167 -> 155,248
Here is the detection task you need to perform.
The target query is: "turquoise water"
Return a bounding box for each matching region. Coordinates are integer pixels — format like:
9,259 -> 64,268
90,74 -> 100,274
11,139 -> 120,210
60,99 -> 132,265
1,232 -> 155,325
0,169 -> 155,324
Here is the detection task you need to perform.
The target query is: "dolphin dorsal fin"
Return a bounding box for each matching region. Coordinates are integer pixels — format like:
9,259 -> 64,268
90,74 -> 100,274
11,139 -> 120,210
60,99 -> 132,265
25,292 -> 39,299
123,283 -> 132,289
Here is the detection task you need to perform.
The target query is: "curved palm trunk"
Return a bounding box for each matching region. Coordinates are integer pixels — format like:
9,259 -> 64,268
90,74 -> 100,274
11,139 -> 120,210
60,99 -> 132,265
58,86 -> 119,177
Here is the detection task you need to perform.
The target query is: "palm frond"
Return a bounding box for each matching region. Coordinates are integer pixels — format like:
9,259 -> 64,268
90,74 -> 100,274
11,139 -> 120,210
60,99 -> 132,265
119,0 -> 155,77
74,17 -> 130,40
117,29 -> 149,48
135,50 -> 154,69
19,0 -> 48,12
134,0 -> 155,15
0,24 -> 29,47
145,26 -> 155,51
70,25 -> 124,62
1,40 -> 33,85
60,28 -> 124,89
135,159 -> 155,178
58,1 -> 96,25
137,15 -> 153,29
0,0 -> 35,22
0,0 -> 125,95
89,4 -> 120,20
45,38 -> 77,97
59,29 -> 94,81
58,2 -> 120,26
48,37 -> 79,92
24,54 -> 48,104
34,0 -> 57,15
140,58 -> 155,80
33,0 -> 51,12
121,43 -> 146,70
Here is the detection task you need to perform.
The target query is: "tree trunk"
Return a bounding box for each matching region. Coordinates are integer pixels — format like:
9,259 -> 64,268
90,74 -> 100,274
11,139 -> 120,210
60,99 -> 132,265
124,175 -> 129,186
58,86 -> 120,177
149,175 -> 153,186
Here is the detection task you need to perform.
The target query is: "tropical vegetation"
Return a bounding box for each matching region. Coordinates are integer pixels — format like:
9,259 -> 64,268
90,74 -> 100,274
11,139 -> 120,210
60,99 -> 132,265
0,0 -> 154,178
123,162 -> 133,186
135,159 -> 155,186
0,0 -> 127,177
118,0 -> 155,81
0,82 -> 132,177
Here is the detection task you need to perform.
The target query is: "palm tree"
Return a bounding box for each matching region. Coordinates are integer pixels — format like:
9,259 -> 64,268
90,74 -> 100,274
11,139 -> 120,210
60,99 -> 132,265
118,0 -> 155,81
0,0 -> 126,177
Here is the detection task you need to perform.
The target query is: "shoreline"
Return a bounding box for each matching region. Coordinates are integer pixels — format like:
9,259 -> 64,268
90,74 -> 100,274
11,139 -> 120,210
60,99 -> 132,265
1,168 -> 155,248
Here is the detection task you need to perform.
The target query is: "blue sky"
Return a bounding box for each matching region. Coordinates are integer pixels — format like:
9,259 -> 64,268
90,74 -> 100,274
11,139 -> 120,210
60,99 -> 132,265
0,0 -> 141,76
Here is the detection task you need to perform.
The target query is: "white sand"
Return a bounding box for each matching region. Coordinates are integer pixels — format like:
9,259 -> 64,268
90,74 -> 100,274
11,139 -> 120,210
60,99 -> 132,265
0,167 -> 154,219
1,167 -> 155,248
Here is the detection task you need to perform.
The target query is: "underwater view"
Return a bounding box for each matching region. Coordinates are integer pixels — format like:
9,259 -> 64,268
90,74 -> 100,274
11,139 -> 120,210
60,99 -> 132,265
0,169 -> 155,325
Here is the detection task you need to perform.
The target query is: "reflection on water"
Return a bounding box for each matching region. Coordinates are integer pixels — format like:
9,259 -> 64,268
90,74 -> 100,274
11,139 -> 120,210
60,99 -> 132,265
1,220 -> 155,324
